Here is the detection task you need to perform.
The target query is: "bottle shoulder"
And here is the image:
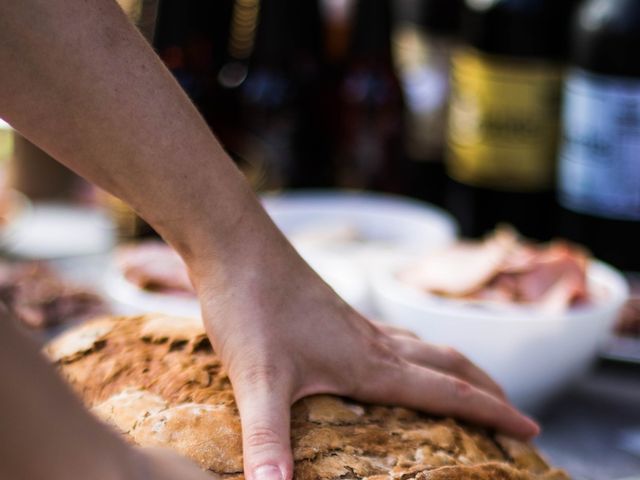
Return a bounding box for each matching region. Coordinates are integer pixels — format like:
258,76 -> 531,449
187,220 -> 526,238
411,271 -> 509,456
460,0 -> 576,59
571,0 -> 640,77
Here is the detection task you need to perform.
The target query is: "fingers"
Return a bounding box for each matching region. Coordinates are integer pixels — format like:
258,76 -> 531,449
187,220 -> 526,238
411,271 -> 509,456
374,323 -> 505,400
362,358 -> 539,440
387,337 -> 507,400
232,367 -> 294,480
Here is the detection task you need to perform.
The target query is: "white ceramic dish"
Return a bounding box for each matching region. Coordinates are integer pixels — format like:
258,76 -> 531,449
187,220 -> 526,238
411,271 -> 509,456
2,202 -> 116,259
372,259 -> 629,411
262,190 -> 457,255
263,190 -> 458,313
103,265 -> 201,318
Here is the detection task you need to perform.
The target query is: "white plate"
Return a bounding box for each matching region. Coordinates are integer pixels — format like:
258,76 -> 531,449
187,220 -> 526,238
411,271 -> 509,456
103,248 -> 372,318
3,202 -> 116,259
105,190 -> 458,318
103,265 -> 200,318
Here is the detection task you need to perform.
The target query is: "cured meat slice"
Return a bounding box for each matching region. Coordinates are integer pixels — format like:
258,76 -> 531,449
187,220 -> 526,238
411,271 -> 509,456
116,241 -> 194,295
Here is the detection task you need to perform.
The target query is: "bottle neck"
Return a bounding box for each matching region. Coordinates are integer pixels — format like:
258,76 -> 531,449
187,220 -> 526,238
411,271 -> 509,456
420,0 -> 462,38
292,0 -> 324,61
571,0 -> 640,77
250,0 -> 293,70
460,0 -> 576,61
348,0 -> 393,62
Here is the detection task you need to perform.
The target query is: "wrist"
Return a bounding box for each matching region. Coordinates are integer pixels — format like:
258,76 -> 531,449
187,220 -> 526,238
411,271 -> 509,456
182,202 -> 296,295
167,189 -> 274,276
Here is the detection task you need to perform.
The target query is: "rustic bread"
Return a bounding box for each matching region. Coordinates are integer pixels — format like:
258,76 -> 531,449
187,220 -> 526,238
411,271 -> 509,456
46,314 -> 569,480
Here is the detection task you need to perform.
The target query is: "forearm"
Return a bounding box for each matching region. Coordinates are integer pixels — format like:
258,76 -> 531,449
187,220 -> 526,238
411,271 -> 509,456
0,316 -> 136,480
0,0 -> 276,271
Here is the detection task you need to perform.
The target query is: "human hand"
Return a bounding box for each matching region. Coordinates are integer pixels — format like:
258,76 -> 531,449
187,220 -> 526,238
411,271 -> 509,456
192,238 -> 539,480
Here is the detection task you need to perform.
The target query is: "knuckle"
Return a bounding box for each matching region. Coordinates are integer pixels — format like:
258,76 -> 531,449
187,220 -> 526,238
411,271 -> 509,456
443,347 -> 471,371
235,363 -> 283,389
240,365 -> 278,384
396,327 -> 419,340
371,340 -> 404,371
244,425 -> 283,450
398,327 -> 419,339
450,378 -> 474,401
349,339 -> 404,398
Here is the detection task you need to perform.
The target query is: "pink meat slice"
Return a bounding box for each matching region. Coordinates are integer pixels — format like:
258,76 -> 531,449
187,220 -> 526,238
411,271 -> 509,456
513,243 -> 588,310
401,229 -> 590,311
400,229 -> 518,297
116,241 -> 194,295
471,273 -> 519,303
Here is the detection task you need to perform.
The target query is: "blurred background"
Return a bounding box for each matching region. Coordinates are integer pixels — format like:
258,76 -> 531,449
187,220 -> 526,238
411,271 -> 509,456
0,1 -> 640,477
0,0 -> 637,272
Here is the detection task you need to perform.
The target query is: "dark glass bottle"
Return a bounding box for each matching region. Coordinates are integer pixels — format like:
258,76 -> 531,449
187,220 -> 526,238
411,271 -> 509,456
394,0 -> 462,206
335,0 -> 404,191
558,0 -> 640,271
211,0 -> 260,178
231,0 -> 301,191
154,1 -> 233,114
289,0 -> 334,188
445,0 -> 576,240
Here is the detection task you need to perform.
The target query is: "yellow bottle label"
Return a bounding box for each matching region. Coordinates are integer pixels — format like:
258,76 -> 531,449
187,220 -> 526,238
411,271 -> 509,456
446,49 -> 563,191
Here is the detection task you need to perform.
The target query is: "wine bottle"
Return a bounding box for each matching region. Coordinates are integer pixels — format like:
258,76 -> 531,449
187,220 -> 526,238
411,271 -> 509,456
558,0 -> 640,271
335,0 -> 404,191
232,0 -> 300,191
394,0 -> 462,205
445,0 -> 576,239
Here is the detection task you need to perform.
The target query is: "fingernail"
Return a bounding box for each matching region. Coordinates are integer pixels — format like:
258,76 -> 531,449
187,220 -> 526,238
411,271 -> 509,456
253,465 -> 284,480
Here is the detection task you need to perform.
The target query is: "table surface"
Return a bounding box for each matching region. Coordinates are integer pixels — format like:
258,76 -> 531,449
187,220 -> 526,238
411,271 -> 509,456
536,361 -> 640,480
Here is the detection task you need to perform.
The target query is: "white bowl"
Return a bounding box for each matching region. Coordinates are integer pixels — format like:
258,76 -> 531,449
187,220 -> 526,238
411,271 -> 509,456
372,260 -> 629,411
262,190 -> 458,314
262,190 -> 457,255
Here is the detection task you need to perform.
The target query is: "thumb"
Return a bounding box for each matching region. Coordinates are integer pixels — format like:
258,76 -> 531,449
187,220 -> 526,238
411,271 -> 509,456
233,373 -> 293,480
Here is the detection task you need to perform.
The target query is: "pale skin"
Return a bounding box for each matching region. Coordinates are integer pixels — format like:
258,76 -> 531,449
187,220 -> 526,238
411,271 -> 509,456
0,1 -> 539,479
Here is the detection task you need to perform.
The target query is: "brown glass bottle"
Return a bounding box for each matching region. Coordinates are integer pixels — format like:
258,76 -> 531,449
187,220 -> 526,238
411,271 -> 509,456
154,0 -> 233,116
445,0 -> 577,240
557,0 -> 640,271
228,0 -> 302,191
394,0 -> 462,206
206,0 -> 257,160
335,0 -> 404,192
289,0 -> 334,188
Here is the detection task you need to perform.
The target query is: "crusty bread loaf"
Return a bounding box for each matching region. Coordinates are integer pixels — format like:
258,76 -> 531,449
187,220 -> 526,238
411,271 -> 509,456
46,314 -> 570,479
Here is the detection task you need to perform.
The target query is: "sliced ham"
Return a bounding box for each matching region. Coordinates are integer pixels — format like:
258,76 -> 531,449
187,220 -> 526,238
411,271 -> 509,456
0,261 -> 107,329
116,241 -> 194,295
400,228 -> 518,297
401,228 -> 590,312
400,230 -> 517,297
513,243 -> 588,306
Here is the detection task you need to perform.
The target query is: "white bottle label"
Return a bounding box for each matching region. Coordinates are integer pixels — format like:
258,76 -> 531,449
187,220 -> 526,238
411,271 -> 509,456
559,69 -> 640,221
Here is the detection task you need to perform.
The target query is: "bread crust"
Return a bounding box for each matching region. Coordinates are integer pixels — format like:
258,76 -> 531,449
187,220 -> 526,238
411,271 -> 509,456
47,315 -> 570,480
